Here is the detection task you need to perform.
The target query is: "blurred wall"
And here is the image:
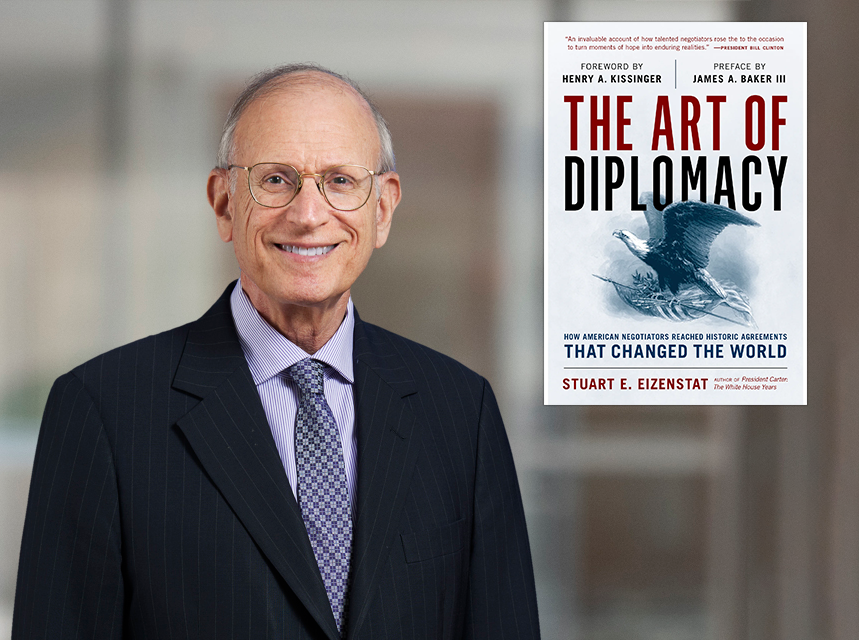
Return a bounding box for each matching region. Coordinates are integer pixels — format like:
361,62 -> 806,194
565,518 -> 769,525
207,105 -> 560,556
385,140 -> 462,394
734,1 -> 859,639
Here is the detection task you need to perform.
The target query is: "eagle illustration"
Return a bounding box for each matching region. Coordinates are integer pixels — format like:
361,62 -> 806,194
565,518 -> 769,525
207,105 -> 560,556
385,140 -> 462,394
613,192 -> 760,299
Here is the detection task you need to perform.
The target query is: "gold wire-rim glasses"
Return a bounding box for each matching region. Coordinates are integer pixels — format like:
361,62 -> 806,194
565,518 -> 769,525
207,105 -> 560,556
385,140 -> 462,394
227,162 -> 381,212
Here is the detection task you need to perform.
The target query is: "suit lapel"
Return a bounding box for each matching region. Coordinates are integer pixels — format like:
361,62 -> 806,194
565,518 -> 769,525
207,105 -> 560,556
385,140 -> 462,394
172,286 -> 341,640
346,316 -> 422,638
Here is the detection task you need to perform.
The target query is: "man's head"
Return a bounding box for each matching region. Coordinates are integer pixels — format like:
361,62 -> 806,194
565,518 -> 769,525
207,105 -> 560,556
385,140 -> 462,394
216,64 -> 396,177
207,64 -> 401,329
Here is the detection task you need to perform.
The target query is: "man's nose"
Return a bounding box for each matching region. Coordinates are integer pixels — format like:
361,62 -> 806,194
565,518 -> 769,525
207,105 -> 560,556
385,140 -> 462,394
286,176 -> 329,226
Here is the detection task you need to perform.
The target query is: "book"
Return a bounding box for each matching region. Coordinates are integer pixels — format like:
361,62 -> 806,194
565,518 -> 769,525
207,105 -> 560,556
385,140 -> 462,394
544,22 -> 807,405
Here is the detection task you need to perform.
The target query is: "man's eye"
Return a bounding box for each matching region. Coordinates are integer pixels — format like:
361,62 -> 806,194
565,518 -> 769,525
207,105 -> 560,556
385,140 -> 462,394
327,174 -> 357,189
261,174 -> 294,190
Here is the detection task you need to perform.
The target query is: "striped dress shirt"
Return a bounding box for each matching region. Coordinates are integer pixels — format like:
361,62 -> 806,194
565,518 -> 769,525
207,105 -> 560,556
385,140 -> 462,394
230,282 -> 358,514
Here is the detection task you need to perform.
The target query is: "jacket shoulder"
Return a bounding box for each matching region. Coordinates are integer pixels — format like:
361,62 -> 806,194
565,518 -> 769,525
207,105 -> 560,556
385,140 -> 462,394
358,318 -> 482,372
67,282 -> 236,394
354,318 -> 489,406
68,322 -> 194,391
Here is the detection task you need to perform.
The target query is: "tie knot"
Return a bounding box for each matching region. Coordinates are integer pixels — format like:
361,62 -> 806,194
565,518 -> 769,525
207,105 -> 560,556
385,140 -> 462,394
287,358 -> 325,396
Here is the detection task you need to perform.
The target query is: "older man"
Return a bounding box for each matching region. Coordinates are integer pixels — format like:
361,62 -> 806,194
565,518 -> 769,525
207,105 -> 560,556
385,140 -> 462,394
13,64 -> 539,639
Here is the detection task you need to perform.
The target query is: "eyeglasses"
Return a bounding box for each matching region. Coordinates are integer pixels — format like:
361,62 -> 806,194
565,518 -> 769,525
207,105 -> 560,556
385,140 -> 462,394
228,162 -> 380,211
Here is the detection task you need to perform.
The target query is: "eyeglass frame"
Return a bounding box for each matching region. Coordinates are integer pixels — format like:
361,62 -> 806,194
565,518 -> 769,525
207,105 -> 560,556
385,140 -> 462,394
226,162 -> 382,212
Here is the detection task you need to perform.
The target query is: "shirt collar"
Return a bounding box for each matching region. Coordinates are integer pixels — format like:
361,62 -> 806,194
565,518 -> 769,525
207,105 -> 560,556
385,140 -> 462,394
230,280 -> 355,386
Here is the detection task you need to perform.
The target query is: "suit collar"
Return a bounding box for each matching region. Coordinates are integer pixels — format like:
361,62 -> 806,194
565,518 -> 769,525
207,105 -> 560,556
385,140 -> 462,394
170,284 -> 248,399
346,314 -> 422,638
172,283 -> 341,640
171,286 -> 424,640
170,282 -> 417,399
351,311 -> 417,399
230,281 -> 356,386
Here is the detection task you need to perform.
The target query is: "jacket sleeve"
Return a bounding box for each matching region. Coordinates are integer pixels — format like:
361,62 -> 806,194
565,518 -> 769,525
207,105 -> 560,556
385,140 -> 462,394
13,372 -> 125,639
464,380 -> 541,639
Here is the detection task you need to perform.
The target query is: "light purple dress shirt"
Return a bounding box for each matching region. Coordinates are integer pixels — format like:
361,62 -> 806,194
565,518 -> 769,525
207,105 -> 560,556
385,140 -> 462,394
230,282 -> 357,514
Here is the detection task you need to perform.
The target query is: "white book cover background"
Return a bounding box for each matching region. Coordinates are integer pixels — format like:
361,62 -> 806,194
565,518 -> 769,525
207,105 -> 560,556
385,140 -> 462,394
544,22 -> 806,405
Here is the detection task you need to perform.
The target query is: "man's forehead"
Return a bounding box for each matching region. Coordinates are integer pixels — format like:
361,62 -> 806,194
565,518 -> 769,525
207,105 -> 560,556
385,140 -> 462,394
233,73 -> 378,156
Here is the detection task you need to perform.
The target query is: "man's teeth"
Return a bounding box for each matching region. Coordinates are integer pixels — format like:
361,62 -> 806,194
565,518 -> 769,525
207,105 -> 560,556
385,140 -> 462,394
278,244 -> 335,256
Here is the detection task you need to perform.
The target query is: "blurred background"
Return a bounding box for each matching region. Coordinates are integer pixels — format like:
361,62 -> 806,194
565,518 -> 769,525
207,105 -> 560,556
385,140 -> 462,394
0,1 -> 855,639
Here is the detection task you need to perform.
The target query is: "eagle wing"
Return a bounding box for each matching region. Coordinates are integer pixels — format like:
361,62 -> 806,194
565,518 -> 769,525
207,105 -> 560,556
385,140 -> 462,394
662,200 -> 760,269
639,191 -> 665,241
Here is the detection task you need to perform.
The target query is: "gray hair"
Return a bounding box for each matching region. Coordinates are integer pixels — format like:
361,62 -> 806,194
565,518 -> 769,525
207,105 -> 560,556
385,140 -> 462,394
216,63 -> 395,175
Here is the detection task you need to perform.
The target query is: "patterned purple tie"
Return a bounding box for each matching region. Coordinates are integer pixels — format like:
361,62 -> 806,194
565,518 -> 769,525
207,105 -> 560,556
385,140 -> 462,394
288,358 -> 352,636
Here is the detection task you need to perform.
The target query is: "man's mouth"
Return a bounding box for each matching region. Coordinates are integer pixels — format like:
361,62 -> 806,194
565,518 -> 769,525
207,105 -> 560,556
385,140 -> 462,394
275,244 -> 336,256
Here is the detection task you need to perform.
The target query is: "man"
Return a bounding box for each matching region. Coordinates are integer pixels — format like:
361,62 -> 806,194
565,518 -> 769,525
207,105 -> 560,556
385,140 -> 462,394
13,64 -> 540,639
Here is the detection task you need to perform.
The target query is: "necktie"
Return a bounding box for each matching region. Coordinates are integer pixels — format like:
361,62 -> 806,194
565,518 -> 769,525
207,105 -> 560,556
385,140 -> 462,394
288,358 -> 352,635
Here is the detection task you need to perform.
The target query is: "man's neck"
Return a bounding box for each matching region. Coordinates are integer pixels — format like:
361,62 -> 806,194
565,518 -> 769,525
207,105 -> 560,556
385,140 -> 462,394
240,276 -> 349,355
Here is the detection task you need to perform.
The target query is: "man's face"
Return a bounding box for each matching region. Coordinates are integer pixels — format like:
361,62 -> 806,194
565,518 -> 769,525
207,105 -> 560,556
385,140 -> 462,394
208,77 -> 400,319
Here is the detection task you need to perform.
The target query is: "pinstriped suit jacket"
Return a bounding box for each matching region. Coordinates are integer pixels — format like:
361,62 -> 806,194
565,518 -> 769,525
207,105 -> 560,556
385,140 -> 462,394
13,283 -> 540,639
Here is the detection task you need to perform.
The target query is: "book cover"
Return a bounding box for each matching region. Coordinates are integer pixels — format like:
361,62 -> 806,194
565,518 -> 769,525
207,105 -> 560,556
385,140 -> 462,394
544,22 -> 806,405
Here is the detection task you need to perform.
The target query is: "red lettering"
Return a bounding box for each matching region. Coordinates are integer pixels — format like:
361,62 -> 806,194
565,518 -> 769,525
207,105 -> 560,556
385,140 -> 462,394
651,96 -> 674,150
707,95 -> 726,150
590,95 -> 611,150
772,95 -> 787,150
563,96 -> 584,150
681,96 -> 701,151
745,95 -> 766,151
617,96 -> 632,150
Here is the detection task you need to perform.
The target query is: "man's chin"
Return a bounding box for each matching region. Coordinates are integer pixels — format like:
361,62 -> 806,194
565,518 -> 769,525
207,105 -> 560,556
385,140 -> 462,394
263,286 -> 350,313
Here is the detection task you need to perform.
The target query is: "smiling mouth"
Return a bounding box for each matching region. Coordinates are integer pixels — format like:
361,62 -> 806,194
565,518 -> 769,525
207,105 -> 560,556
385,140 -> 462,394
275,244 -> 337,256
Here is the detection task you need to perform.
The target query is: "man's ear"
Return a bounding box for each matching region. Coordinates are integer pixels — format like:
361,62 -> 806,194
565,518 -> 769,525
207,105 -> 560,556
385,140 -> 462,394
208,168 -> 234,242
374,171 -> 401,249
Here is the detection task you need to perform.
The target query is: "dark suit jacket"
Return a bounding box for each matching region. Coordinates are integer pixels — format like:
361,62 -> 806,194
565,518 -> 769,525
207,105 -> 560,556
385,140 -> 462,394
13,284 -> 540,639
